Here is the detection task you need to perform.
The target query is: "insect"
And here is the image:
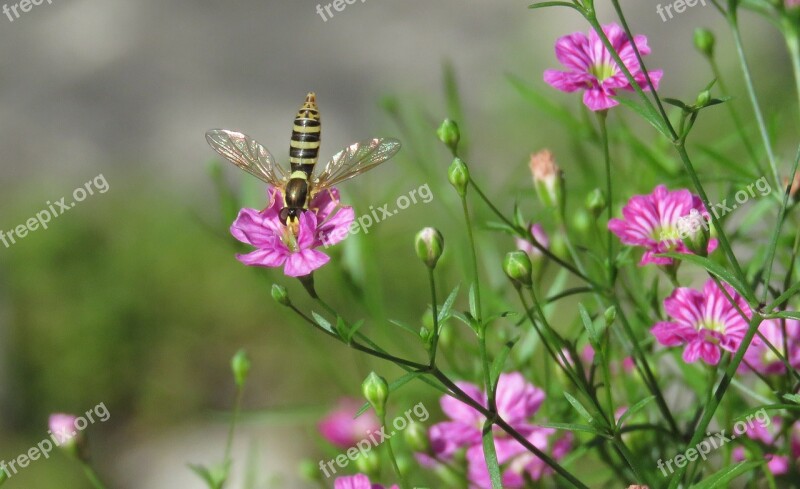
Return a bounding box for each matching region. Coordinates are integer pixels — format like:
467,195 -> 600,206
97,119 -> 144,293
205,92 -> 401,233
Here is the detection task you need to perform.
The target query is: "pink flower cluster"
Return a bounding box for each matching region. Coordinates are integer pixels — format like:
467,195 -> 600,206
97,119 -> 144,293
419,373 -> 571,489
334,474 -> 397,489
733,416 -> 800,475
318,398 -> 381,449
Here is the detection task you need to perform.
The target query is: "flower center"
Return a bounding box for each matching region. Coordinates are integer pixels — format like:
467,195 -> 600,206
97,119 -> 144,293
699,320 -> 726,335
590,63 -> 616,82
654,225 -> 680,244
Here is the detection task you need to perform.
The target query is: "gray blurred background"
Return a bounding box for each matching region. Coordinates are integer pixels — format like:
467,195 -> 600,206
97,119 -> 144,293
0,0 -> 794,488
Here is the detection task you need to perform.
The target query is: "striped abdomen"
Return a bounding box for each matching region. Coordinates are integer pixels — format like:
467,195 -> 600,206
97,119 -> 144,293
289,92 -> 321,176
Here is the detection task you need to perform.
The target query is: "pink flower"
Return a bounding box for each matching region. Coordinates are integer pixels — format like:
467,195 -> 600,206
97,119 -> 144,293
516,223 -> 549,259
651,279 -> 750,365
743,318 -> 800,374
230,187 -> 354,277
318,398 -> 381,449
732,417 -> 799,475
787,0 -> 800,9
544,23 -> 663,111
419,373 -> 569,487
334,474 -> 398,489
49,413 -> 79,446
608,185 -> 717,266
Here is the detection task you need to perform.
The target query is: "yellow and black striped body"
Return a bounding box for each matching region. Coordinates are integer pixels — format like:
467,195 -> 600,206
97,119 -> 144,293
282,93 -> 321,225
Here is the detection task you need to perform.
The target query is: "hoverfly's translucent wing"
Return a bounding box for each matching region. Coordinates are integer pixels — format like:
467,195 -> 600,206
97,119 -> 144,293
312,138 -> 400,189
205,129 -> 289,186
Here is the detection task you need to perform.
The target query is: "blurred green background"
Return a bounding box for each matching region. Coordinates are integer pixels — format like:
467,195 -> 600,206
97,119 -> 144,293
0,0 -> 797,487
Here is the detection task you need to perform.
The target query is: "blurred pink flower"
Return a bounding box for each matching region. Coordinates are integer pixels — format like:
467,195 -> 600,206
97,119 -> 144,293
334,474 -> 398,489
418,373 -> 569,487
516,223 -> 549,258
732,417 -> 798,475
544,23 -> 663,111
318,398 -> 381,449
788,0 -> 800,8
608,185 -> 717,266
49,413 -> 78,446
651,279 -> 749,365
743,318 -> 800,374
230,187 -> 354,277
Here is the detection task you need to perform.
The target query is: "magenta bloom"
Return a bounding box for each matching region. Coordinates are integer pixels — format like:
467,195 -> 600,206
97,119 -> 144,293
544,23 -> 663,111
515,223 -> 549,259
651,279 -> 750,365
732,417 -> 798,475
743,318 -> 800,374
608,185 -> 717,266
49,413 -> 79,446
419,373 -> 569,487
230,187 -> 354,277
318,398 -> 380,449
334,474 -> 398,489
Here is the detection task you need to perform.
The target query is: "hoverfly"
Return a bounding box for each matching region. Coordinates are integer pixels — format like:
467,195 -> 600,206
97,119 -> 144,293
205,92 -> 400,233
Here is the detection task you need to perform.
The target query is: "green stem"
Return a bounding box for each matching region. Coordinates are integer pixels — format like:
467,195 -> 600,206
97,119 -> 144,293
596,110 -> 615,285
81,463 -> 107,489
666,314 -> 765,488
223,385 -> 244,466
380,412 -> 408,489
728,14 -> 781,188
460,195 -> 483,322
784,23 -> 800,126
427,267 -> 441,366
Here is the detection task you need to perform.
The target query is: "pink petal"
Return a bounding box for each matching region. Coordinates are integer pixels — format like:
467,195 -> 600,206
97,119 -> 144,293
284,249 -> 330,277
235,247 -> 288,268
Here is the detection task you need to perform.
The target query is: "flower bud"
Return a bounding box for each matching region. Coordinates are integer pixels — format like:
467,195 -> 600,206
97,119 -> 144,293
693,28 -> 715,58
298,459 -> 321,482
404,420 -> 432,454
529,149 -> 562,209
271,284 -> 290,306
231,349 -> 251,388
503,251 -> 533,288
362,372 -> 389,417
448,157 -> 470,197
695,90 -> 711,108
679,209 -> 711,257
604,306 -> 617,327
585,188 -> 606,218
354,450 -> 381,479
415,227 -> 444,269
49,414 -> 84,459
437,119 -> 461,154
419,325 -> 433,350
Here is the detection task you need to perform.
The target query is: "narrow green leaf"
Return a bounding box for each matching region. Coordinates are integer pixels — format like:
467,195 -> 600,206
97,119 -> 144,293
535,422 -> 606,436
767,310 -> 800,321
438,285 -> 461,324
312,312 -> 336,335
657,252 -> 756,303
617,396 -> 655,428
612,96 -> 671,138
564,392 -> 594,424
388,319 -> 420,336
469,283 -> 478,319
490,339 -> 517,390
482,422 -> 504,489
691,460 -> 763,488
578,303 -> 598,344
346,319 -> 366,343
528,1 -> 581,9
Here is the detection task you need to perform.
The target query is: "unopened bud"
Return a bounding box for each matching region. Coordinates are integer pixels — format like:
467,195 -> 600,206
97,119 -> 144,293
693,28 -> 715,58
695,90 -> 711,108
529,149 -> 562,209
448,157 -> 470,196
604,306 -> 617,327
404,420 -> 432,453
679,209 -> 711,257
354,450 -> 381,479
503,251 -> 533,288
271,284 -> 290,306
362,372 -> 389,417
586,188 -> 606,217
49,414 -> 85,460
437,119 -> 461,154
231,349 -> 251,388
415,227 -> 444,269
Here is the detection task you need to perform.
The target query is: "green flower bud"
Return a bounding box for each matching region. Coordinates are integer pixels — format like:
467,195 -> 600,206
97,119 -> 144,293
604,306 -> 617,327
404,420 -> 432,454
503,251 -> 533,288
586,188 -> 606,218
354,450 -> 381,479
362,372 -> 389,417
415,227 -> 444,269
437,119 -> 461,153
298,459 -> 321,482
695,90 -> 711,108
677,209 -> 711,257
231,349 -> 251,388
693,28 -> 715,58
271,284 -> 290,306
572,209 -> 591,234
448,157 -> 470,197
